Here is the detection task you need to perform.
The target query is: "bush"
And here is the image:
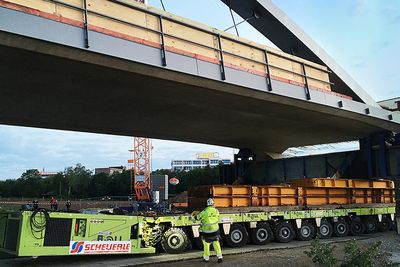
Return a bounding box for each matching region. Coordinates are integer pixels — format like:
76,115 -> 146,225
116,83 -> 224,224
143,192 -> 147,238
304,239 -> 337,267
341,240 -> 397,267
305,239 -> 399,267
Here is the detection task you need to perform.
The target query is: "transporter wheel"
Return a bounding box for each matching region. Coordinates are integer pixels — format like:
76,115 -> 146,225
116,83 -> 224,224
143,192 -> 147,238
161,227 -> 189,254
364,217 -> 378,234
185,237 -> 193,251
378,216 -> 392,232
350,218 -> 365,236
250,222 -> 273,245
224,224 -> 249,248
391,221 -> 396,231
192,237 -> 203,250
274,221 -> 295,243
333,219 -> 349,237
182,228 -> 193,251
297,221 -> 316,241
317,220 -> 333,239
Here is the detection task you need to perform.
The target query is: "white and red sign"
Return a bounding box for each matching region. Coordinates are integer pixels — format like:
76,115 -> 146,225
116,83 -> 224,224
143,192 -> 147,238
169,177 -> 179,185
69,241 -> 131,255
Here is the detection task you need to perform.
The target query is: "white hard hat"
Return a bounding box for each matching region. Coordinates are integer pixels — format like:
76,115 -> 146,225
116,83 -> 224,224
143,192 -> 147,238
207,198 -> 214,206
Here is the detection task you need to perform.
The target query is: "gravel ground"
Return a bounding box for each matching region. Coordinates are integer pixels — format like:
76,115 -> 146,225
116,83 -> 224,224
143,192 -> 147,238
147,232 -> 400,267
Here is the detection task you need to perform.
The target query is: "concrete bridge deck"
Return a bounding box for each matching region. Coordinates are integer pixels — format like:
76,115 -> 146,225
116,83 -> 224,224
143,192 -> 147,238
0,0 -> 399,154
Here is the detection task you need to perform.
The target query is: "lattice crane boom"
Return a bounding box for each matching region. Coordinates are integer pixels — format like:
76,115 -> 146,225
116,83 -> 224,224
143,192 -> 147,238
128,137 -> 152,201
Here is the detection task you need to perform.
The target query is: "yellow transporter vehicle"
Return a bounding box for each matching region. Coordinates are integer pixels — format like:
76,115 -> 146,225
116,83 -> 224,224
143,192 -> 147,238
0,204 -> 395,257
0,178 -> 396,257
0,203 -> 395,257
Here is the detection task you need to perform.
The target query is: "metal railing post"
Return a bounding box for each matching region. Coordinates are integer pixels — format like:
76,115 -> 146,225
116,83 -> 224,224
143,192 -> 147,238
159,15 -> 167,66
217,34 -> 226,81
302,63 -> 311,100
83,0 -> 90,48
264,50 -> 272,91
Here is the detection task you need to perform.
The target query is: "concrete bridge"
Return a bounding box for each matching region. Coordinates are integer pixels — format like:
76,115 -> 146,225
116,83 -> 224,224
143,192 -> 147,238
0,0 -> 399,156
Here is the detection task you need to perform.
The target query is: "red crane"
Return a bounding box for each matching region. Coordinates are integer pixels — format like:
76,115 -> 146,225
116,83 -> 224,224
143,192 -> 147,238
128,137 -> 152,201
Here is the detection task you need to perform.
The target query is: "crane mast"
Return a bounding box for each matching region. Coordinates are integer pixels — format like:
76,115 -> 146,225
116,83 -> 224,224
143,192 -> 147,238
129,137 -> 152,201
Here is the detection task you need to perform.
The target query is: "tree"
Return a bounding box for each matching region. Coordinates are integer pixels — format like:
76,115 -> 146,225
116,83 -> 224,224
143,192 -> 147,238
108,171 -> 130,196
20,169 -> 40,180
17,169 -> 43,197
0,165 -> 220,199
90,173 -> 111,197
65,164 -> 92,199
42,172 -> 68,199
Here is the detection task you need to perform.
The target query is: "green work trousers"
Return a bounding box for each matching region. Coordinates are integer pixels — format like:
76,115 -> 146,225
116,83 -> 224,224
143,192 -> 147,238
202,239 -> 222,260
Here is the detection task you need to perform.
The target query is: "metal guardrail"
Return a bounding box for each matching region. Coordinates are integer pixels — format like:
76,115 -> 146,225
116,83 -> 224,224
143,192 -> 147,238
48,0 -> 335,100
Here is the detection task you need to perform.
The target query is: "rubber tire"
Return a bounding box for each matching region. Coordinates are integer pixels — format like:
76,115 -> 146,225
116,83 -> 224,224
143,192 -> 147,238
333,220 -> 349,237
364,217 -> 378,234
192,237 -> 203,250
161,227 -> 189,254
224,224 -> 249,248
391,220 -> 396,231
317,220 -> 333,239
378,216 -> 392,232
250,222 -> 274,245
185,237 -> 193,251
274,221 -> 295,243
296,221 -> 316,241
350,218 -> 365,236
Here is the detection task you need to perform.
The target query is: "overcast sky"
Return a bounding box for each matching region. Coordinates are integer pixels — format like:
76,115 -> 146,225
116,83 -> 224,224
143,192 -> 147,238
0,0 -> 399,179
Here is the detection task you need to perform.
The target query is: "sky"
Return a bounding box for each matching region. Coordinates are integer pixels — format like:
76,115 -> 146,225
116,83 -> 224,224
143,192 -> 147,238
0,0 -> 399,179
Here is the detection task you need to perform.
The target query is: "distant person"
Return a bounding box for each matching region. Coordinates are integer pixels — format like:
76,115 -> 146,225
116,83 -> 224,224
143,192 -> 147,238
50,196 -> 56,210
54,198 -> 58,211
33,199 -> 39,210
66,200 -> 71,211
192,198 -> 223,263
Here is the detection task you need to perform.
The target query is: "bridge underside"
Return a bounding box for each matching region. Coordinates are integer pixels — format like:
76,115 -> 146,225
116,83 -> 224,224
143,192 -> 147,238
0,38 -> 394,154
0,5 -> 399,155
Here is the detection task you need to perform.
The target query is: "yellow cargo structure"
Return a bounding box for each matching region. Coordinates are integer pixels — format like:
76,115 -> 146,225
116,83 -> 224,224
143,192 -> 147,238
188,185 -> 253,208
289,178 -> 394,189
187,178 -> 395,209
252,186 -> 300,207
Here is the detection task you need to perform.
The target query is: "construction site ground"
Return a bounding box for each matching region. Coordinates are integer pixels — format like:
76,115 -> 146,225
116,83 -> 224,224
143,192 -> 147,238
1,232 -> 400,267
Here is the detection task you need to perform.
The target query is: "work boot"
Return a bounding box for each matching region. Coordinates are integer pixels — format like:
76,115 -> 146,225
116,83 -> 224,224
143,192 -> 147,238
203,257 -> 209,263
217,258 -> 223,263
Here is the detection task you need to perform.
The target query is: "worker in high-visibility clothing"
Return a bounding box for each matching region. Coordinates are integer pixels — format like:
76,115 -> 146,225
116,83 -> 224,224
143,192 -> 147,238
192,198 -> 223,263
